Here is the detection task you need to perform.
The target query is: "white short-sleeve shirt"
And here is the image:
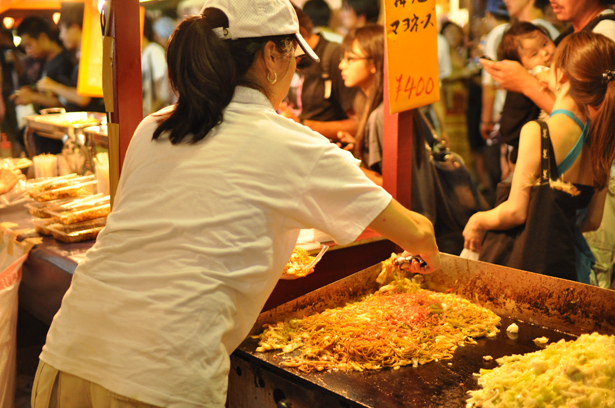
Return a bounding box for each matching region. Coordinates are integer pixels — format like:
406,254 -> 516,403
40,87 -> 392,407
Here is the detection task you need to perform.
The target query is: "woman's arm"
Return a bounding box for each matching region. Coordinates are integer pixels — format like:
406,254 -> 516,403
581,187 -> 607,232
463,121 -> 541,251
368,199 -> 440,273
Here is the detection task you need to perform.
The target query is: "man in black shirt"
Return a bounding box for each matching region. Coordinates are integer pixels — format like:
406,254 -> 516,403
36,3 -> 105,113
281,4 -> 358,140
10,16 -> 75,155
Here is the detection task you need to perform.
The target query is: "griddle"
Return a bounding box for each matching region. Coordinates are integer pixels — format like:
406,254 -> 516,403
231,254 -> 615,407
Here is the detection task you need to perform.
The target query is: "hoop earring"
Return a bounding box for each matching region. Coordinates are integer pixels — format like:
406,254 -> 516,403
267,72 -> 277,84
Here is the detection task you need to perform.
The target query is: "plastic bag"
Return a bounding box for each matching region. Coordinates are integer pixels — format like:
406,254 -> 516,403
0,254 -> 26,408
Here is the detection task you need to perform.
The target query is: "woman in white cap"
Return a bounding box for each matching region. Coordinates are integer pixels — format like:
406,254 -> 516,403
31,1 -> 440,407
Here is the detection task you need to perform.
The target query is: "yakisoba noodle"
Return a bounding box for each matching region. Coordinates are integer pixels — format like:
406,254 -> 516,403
283,247 -> 315,277
256,253 -> 501,373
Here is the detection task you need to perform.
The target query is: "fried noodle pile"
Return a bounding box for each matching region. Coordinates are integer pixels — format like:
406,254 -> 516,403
283,247 -> 315,277
256,254 -> 501,373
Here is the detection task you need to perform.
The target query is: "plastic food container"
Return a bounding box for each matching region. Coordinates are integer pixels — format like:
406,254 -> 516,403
27,174 -> 96,202
47,217 -> 107,243
32,217 -> 56,236
33,180 -> 96,202
24,196 -> 81,218
46,195 -> 110,225
26,174 -> 80,197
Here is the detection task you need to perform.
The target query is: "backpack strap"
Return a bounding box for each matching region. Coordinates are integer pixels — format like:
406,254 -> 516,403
319,38 -> 337,80
555,12 -> 615,45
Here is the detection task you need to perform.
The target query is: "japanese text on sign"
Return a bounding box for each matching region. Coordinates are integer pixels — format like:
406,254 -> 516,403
385,0 -> 439,113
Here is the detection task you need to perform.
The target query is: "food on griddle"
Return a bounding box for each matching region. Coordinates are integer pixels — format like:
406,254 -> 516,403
467,332 -> 615,407
256,255 -> 501,373
506,323 -> 519,334
533,336 -> 549,347
283,247 -> 315,277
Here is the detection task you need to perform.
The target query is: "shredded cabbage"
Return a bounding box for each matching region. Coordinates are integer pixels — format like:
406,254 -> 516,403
467,332 -> 615,408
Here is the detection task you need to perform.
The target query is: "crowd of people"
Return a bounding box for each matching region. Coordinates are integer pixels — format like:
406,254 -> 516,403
0,0 -> 612,405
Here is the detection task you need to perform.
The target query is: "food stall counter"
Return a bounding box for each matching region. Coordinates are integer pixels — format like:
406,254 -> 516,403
2,200 -> 396,325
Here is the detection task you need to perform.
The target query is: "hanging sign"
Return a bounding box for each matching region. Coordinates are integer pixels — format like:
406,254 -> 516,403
78,0 -> 103,97
384,0 -> 440,114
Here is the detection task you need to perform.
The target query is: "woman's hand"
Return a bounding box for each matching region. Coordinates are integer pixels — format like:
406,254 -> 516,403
397,250 -> 441,274
479,121 -> 494,140
336,131 -> 356,151
463,213 -> 486,253
479,59 -> 533,94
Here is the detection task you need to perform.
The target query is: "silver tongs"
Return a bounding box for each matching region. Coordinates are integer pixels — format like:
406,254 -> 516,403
394,255 -> 427,268
305,245 -> 329,271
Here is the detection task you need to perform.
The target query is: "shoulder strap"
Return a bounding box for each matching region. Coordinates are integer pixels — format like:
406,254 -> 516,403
550,109 -> 584,130
558,122 -> 590,175
555,12 -> 615,45
549,110 -> 589,174
581,12 -> 615,33
320,39 -> 337,78
536,120 -> 559,182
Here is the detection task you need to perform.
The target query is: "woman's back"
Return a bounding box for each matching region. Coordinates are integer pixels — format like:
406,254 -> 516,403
544,113 -> 595,187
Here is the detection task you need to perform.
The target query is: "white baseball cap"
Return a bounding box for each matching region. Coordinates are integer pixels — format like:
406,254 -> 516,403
201,0 -> 320,63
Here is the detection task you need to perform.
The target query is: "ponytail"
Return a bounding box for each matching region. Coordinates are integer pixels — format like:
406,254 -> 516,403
153,9 -> 295,145
588,80 -> 615,190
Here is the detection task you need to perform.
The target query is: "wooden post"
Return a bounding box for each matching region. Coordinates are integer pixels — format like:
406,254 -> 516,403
382,40 -> 413,210
103,0 -> 142,205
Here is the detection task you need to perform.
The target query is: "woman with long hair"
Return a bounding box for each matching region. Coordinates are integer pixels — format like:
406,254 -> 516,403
464,31 -> 614,282
337,23 -> 385,185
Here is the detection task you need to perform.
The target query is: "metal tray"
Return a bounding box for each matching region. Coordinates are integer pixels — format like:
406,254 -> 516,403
25,112 -> 105,139
231,254 -> 615,408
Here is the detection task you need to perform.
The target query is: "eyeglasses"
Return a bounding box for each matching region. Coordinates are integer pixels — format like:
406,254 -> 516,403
340,55 -> 372,64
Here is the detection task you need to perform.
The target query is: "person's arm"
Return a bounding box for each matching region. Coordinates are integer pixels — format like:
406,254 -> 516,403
581,187 -> 607,232
9,86 -> 61,108
360,167 -> 382,186
480,59 -> 555,113
303,117 -> 357,140
480,84 -> 496,140
463,121 -> 541,251
36,77 -> 92,107
368,198 -> 441,273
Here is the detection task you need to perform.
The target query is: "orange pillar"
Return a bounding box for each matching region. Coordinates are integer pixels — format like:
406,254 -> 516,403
110,0 -> 142,171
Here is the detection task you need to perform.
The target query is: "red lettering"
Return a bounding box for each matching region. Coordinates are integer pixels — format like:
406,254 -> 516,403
395,74 -> 403,102
404,75 -> 417,99
394,75 -> 437,100
416,77 -> 425,96
426,77 -> 435,94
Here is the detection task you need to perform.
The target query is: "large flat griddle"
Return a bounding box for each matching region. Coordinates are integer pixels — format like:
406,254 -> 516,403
231,254 -> 615,408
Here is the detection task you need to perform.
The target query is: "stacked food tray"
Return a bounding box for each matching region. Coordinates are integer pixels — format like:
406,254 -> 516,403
24,175 -> 109,243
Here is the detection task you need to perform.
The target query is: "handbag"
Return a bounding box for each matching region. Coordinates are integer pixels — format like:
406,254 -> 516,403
480,120 -> 593,281
416,109 -> 491,254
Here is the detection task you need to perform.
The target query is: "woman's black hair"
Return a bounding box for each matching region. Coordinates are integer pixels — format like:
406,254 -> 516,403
342,0 -> 380,24
302,0 -> 331,28
152,8 -> 295,145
